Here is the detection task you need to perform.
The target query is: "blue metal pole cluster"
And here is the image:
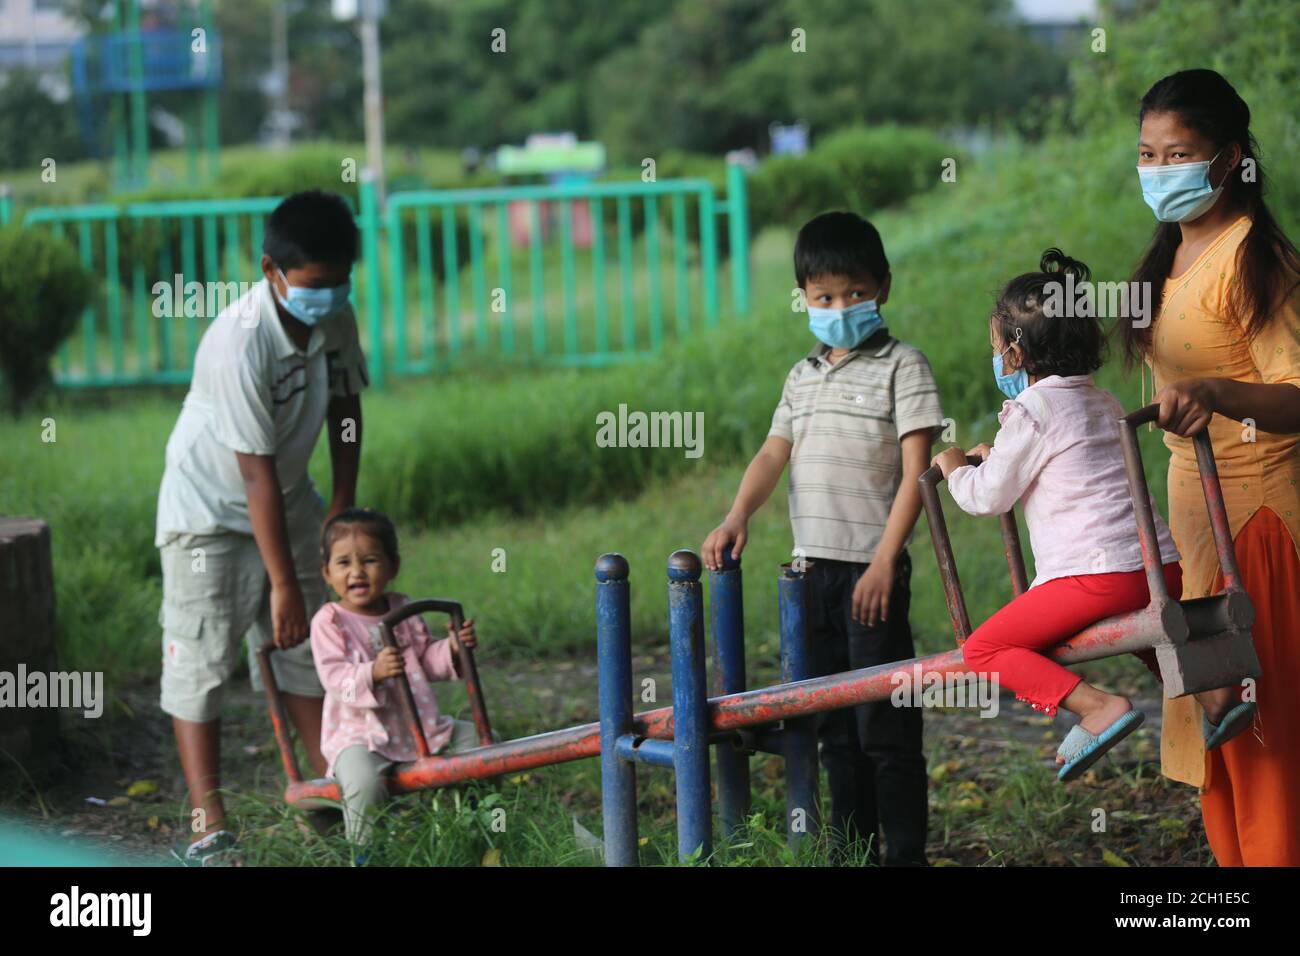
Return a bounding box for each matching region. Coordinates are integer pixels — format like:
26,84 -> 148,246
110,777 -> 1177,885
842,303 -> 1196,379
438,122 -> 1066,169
596,550 -> 818,865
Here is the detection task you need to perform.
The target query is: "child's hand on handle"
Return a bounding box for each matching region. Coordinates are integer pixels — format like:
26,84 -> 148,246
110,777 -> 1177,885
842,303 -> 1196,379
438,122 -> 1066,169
702,515 -> 747,571
372,646 -> 404,682
852,558 -> 894,628
967,443 -> 993,462
270,580 -> 309,649
931,446 -> 969,480
447,618 -> 477,653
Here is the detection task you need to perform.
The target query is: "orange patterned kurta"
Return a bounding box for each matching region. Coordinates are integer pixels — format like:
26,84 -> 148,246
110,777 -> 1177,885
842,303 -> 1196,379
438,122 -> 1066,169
1148,214 -> 1300,863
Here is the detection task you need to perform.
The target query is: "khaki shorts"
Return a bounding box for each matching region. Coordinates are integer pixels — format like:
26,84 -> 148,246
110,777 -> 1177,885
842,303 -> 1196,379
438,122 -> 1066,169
159,504 -> 326,722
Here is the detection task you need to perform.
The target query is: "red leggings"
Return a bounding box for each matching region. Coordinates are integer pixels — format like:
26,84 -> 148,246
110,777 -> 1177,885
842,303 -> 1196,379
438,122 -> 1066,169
962,563 -> 1183,715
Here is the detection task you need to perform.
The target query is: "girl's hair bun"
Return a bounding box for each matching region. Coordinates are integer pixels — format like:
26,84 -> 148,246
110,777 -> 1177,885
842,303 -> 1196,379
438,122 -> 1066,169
1039,247 -> 1091,283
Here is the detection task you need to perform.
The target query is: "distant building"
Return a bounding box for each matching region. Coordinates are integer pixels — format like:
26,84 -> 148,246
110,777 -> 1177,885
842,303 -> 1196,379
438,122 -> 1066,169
1013,0 -> 1100,50
0,0 -> 86,99
1012,0 -> 1143,47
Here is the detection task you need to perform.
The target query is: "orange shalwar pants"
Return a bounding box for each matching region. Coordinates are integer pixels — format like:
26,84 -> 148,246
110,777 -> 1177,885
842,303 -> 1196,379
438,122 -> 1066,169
1201,507 -> 1300,866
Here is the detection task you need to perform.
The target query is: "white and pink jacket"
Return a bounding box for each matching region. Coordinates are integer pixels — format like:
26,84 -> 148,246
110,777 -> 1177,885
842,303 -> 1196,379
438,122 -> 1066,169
946,375 -> 1179,588
310,593 -> 460,777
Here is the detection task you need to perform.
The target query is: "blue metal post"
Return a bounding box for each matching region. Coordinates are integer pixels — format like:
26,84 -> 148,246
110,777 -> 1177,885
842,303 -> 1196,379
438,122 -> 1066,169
668,550 -> 711,863
709,548 -> 750,838
779,562 -> 819,847
596,553 -> 638,867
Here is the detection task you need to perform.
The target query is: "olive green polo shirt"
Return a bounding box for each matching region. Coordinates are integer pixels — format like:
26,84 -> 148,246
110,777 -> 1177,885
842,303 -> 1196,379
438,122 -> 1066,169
768,329 -> 945,563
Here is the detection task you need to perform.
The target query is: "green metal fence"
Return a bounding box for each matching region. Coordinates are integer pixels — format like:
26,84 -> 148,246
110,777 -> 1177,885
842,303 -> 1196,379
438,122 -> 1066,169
15,164 -> 750,389
23,197 -> 285,386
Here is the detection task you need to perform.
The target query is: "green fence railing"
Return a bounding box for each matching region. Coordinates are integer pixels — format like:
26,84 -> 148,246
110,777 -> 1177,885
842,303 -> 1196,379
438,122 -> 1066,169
15,164 -> 750,389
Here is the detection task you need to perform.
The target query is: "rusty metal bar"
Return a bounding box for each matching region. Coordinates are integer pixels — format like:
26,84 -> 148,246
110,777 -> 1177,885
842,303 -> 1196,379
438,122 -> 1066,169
1116,407 -> 1175,607
377,612 -> 433,760
999,512 -> 1029,596
1192,426 -> 1244,592
256,642 -> 302,784
918,460 -> 974,643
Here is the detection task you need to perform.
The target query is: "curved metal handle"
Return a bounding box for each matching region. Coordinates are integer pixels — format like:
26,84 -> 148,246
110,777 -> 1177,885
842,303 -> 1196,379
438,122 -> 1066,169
380,599 -> 494,748
919,454 -> 1028,645
1119,404 -> 1243,594
257,598 -> 495,788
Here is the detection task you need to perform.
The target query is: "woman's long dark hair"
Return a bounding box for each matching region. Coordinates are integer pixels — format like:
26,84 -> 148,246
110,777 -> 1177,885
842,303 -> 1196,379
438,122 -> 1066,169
1121,68 -> 1300,369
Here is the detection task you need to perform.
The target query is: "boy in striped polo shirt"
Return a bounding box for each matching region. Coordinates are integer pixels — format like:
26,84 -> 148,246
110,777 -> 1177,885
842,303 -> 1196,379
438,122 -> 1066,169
702,211 -> 943,865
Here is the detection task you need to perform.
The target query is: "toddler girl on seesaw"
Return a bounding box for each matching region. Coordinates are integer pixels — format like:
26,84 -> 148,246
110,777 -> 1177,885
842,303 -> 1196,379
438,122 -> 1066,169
931,249 -> 1190,781
310,507 -> 486,847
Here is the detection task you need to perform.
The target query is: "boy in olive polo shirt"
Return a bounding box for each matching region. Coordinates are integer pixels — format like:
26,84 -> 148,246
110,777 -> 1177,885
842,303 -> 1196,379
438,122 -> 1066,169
702,211 -> 942,865
155,190 -> 368,863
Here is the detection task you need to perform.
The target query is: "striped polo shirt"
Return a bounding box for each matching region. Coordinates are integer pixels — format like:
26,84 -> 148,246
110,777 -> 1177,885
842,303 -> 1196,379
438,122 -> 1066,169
768,329 -> 944,563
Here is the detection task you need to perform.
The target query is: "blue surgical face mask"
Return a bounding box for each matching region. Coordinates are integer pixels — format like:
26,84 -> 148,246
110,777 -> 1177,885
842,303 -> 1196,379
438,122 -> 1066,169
1136,149 -> 1229,223
992,336 -> 1029,399
273,268 -> 352,326
807,298 -> 883,350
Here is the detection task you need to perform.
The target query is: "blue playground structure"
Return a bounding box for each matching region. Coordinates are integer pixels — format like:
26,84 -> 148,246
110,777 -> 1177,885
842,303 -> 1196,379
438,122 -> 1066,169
70,0 -> 221,188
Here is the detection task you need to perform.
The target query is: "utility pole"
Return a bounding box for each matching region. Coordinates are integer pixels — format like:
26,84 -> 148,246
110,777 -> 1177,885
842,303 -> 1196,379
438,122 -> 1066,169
270,1 -> 290,148
359,0 -> 386,206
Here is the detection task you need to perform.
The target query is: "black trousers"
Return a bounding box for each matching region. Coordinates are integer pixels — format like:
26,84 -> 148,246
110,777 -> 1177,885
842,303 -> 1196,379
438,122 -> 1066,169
804,552 -> 928,865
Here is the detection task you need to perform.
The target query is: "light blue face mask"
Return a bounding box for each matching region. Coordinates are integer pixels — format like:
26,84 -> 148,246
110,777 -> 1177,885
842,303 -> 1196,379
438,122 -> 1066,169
807,298 -> 883,350
1136,149 -> 1229,223
273,268 -> 352,326
992,332 -> 1029,399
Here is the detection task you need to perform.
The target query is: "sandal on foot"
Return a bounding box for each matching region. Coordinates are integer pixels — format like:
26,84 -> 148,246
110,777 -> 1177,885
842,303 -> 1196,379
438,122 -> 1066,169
1057,709 -> 1146,783
1203,701 -> 1257,750
171,829 -> 236,867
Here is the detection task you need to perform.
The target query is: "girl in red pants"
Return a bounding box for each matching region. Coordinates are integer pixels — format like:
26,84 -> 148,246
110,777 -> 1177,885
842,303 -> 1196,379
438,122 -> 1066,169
932,249 -> 1185,782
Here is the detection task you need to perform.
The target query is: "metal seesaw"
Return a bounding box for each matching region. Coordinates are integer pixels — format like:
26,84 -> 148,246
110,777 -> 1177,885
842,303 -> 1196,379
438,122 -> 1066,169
256,404 -> 1260,864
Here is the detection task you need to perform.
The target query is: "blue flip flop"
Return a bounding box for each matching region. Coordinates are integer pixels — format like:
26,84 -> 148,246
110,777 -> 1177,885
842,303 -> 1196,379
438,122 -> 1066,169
1203,701 -> 1257,750
1057,709 -> 1146,783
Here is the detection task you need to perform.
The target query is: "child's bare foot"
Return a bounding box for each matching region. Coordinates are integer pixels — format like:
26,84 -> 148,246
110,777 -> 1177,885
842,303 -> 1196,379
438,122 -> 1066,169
1195,686 -> 1236,726
1057,684 -> 1134,765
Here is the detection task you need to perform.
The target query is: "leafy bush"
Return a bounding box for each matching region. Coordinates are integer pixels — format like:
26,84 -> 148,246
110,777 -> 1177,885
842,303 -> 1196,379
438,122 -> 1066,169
814,125 -> 961,215
747,154 -> 845,237
0,226 -> 95,414
746,126 -> 961,237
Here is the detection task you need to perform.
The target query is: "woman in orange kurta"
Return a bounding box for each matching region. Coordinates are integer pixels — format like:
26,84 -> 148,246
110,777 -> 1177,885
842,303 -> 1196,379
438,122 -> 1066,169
1123,70 -> 1300,866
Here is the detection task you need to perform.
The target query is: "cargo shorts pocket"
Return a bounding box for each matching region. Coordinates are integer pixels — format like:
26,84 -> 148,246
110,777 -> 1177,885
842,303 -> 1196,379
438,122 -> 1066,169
162,604 -> 245,673
160,603 -> 247,721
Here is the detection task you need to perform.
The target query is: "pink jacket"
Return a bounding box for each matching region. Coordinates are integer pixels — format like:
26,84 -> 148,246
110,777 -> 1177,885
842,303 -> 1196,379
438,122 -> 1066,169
946,375 -> 1179,588
310,593 -> 459,777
